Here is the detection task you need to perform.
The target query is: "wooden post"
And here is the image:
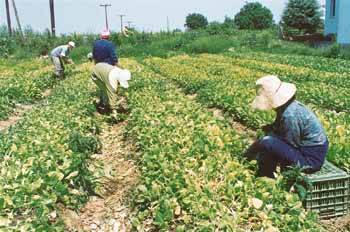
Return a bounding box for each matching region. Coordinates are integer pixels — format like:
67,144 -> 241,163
11,0 -> 24,39
5,0 -> 12,36
100,4 -> 111,30
49,0 -> 56,36
117,14 -> 125,33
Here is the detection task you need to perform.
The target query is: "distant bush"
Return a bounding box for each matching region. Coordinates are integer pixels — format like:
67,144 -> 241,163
322,43 -> 342,58
234,2 -> 274,30
185,13 -> 208,30
206,20 -> 236,35
240,30 -> 275,48
183,35 -> 239,54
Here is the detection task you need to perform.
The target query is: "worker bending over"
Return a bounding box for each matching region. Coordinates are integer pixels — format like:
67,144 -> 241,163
50,41 -> 75,79
91,63 -> 131,115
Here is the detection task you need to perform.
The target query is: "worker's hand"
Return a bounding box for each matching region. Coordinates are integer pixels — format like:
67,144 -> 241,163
115,63 -> 124,69
67,59 -> 75,65
262,124 -> 274,134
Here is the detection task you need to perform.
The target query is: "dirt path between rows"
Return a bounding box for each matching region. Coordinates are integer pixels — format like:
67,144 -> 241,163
62,118 -> 138,232
0,88 -> 52,132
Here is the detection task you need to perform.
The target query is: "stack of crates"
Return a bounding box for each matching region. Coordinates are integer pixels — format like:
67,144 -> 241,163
304,161 -> 349,219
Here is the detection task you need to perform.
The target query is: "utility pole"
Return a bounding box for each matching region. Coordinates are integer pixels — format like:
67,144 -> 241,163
126,21 -> 132,28
11,0 -> 23,38
5,0 -> 12,36
100,3 -> 111,30
49,0 -> 56,36
117,14 -> 125,33
167,16 -> 170,33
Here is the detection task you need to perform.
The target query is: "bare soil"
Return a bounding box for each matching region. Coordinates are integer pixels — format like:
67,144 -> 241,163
322,216 -> 350,232
62,119 -> 138,232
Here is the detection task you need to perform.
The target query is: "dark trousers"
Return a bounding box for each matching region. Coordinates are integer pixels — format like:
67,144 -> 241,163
247,136 -> 328,178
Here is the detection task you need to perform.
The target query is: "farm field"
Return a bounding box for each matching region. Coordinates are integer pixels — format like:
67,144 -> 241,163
0,51 -> 349,231
0,58 -> 55,121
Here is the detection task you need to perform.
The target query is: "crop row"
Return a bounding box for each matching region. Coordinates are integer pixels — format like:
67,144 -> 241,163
225,55 -> 350,89
192,54 -> 350,113
0,63 -> 101,231
228,51 -> 350,74
0,58 -> 56,120
144,55 -> 350,169
124,61 -> 320,231
0,58 -> 50,78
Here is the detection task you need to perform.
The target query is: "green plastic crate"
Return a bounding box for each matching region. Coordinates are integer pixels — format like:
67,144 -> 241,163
304,161 -> 349,219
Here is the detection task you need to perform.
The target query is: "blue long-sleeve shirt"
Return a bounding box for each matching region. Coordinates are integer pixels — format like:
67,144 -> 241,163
51,45 -> 70,58
92,39 -> 118,65
272,100 -> 327,148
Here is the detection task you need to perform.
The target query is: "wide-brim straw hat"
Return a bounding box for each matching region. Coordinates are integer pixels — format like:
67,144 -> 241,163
109,67 -> 131,89
252,75 -> 296,111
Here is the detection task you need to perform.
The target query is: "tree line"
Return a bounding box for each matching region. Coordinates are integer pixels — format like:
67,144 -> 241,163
185,0 -> 323,35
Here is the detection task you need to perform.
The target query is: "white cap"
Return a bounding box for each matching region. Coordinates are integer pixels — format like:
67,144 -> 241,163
252,75 -> 296,111
68,41 -> 75,47
101,29 -> 111,39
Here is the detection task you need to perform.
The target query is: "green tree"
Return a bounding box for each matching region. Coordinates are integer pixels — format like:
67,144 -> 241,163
281,0 -> 322,34
223,16 -> 235,27
234,2 -> 274,30
185,13 -> 208,30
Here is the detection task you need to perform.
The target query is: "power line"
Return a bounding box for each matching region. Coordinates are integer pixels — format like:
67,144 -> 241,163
117,14 -> 125,33
100,3 -> 111,30
5,0 -> 12,36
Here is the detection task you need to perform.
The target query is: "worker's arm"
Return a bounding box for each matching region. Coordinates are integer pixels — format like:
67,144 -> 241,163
59,47 -> 74,64
279,114 -> 301,145
111,49 -> 118,66
115,62 -> 124,69
60,55 -> 74,64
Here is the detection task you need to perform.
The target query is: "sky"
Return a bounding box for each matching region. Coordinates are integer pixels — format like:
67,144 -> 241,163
0,0 -> 326,34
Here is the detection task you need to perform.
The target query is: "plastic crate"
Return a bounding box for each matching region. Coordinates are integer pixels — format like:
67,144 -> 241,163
304,161 -> 349,219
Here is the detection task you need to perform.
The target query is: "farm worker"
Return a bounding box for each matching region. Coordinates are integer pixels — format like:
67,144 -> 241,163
92,30 -> 119,66
87,52 -> 93,62
91,63 -> 131,114
122,26 -> 131,37
50,41 -> 75,79
246,75 -> 328,178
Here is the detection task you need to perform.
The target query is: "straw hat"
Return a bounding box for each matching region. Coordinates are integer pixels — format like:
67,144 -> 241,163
109,67 -> 131,89
68,41 -> 75,48
252,75 -> 296,111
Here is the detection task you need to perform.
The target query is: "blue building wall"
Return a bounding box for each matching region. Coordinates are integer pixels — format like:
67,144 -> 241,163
325,0 -> 350,44
337,0 -> 350,44
325,0 -> 339,34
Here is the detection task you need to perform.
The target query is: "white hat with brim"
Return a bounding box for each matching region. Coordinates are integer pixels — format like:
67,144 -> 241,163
252,75 -> 296,111
109,67 -> 131,89
68,41 -> 75,47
